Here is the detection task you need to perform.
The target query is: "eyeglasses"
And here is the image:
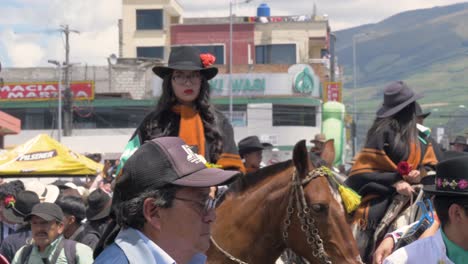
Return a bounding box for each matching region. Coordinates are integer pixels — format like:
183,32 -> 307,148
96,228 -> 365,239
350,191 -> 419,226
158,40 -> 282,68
172,73 -> 202,85
174,196 -> 216,215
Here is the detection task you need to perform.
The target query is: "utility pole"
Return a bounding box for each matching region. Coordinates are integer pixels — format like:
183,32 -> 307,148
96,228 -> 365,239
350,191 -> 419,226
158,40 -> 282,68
60,25 -> 79,136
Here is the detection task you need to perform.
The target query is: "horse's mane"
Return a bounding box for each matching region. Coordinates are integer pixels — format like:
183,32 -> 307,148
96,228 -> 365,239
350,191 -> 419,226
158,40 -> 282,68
228,159 -> 293,193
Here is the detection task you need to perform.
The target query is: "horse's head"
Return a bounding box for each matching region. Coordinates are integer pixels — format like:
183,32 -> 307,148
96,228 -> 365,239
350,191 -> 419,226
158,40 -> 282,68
284,139 -> 362,264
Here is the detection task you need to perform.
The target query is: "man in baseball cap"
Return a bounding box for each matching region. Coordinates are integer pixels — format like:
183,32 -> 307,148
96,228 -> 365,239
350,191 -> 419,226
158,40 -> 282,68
11,203 -> 93,264
95,137 -> 239,264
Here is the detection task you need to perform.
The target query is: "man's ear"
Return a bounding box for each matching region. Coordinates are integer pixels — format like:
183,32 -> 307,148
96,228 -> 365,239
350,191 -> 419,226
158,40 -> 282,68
448,203 -> 465,224
143,198 -> 162,230
68,215 -> 76,225
57,222 -> 65,234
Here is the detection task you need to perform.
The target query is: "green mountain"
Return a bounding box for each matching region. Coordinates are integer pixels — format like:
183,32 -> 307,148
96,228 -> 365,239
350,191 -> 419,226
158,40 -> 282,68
335,2 -> 468,145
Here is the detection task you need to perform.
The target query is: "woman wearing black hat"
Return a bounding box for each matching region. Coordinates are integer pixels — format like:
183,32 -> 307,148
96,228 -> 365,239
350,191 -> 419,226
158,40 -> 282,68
126,46 -> 245,173
344,81 -> 439,261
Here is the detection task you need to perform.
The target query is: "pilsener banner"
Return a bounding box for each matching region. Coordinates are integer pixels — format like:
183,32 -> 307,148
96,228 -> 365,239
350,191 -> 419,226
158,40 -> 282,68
0,81 -> 94,101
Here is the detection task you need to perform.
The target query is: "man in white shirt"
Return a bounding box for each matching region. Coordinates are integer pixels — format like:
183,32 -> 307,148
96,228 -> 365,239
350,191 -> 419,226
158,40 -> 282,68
384,155 -> 468,264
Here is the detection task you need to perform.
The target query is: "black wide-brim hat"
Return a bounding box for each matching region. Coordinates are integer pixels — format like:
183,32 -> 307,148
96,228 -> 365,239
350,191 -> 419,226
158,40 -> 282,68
3,191 -> 40,225
152,46 -> 218,80
415,102 -> 430,119
376,81 -> 423,118
86,189 -> 111,221
424,155 -> 468,196
238,136 -> 264,156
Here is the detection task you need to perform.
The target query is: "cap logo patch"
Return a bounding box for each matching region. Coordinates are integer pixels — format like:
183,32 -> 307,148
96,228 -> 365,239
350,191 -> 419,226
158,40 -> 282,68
182,145 -> 206,164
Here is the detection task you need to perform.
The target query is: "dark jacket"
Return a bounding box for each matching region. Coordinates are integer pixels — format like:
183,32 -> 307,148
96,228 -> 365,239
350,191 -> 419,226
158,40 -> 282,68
133,108 -> 243,171
0,226 -> 30,262
345,126 -> 438,230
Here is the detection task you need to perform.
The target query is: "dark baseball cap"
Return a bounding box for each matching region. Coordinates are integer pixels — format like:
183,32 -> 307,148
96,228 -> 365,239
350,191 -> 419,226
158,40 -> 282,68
25,202 -> 64,222
114,137 -> 240,202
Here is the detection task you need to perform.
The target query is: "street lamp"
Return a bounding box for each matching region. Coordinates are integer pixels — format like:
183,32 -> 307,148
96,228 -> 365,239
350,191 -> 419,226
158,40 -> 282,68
48,60 -> 63,142
229,0 -> 253,123
107,54 -> 118,91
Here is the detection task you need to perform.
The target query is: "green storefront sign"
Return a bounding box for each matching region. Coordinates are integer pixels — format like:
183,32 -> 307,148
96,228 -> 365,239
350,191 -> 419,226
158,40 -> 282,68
210,77 -> 266,95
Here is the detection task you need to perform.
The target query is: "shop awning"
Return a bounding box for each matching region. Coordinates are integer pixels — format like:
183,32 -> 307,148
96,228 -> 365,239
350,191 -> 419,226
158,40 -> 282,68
0,111 -> 21,135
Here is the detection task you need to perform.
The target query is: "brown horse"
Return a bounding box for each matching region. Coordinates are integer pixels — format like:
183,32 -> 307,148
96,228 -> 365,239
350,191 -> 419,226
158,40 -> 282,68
207,140 -> 362,264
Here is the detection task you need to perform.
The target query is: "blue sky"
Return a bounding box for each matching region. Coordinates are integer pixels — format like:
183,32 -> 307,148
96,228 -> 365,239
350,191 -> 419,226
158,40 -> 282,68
0,0 -> 466,68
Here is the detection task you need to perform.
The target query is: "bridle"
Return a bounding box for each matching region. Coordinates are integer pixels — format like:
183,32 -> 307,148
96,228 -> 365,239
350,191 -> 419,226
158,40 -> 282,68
282,167 -> 332,264
210,167 -> 332,264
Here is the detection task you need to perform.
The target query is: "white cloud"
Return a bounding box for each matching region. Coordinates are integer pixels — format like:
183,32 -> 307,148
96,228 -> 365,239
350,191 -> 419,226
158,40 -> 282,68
0,0 -> 121,67
0,29 -> 45,67
1,0 -> 466,67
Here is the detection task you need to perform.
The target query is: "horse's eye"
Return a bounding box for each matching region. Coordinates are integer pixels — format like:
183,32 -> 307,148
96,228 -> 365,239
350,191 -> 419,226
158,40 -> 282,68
311,204 -> 328,213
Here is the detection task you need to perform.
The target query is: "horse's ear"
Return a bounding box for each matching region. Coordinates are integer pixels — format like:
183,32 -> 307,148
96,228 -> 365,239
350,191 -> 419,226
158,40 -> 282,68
320,139 -> 335,167
293,140 -> 311,177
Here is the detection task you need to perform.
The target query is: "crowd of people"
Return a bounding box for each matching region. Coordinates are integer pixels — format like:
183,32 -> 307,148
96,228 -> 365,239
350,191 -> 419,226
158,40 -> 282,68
0,177 -> 113,263
0,46 -> 467,263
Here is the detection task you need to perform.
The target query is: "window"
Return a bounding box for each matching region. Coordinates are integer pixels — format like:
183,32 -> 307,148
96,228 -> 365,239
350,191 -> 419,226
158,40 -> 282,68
193,45 -> 225,65
137,47 -> 164,59
136,9 -> 163,30
272,105 -> 316,127
216,104 -> 247,127
255,44 -> 296,64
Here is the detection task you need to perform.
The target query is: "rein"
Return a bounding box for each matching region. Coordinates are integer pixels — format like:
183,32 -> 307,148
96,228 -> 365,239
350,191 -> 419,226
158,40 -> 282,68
282,167 -> 332,264
210,167 -> 332,264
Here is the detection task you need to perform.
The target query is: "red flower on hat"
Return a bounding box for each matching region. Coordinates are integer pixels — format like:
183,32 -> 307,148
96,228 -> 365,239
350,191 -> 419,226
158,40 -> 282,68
397,161 -> 412,176
200,53 -> 216,68
4,195 -> 15,208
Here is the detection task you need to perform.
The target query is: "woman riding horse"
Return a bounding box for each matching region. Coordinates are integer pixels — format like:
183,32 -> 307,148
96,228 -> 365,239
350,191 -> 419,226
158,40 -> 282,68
345,81 -> 438,261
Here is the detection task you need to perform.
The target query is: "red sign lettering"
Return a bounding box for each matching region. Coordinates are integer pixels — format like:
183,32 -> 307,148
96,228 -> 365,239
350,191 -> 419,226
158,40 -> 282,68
0,81 -> 94,101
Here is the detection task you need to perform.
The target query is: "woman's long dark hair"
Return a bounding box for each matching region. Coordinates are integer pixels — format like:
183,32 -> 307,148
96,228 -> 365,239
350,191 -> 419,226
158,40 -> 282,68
146,72 -> 223,162
366,102 -> 418,159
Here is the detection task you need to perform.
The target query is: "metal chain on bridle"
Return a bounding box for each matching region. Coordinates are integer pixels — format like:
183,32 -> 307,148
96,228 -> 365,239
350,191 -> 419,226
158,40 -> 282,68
282,167 -> 332,264
210,167 -> 332,264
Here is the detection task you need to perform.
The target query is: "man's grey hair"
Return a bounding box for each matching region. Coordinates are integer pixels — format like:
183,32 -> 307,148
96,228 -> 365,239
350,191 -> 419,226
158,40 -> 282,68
114,185 -> 181,229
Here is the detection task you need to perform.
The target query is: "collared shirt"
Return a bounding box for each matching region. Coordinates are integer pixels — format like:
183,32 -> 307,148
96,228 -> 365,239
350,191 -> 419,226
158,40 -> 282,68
441,229 -> 468,264
135,229 -> 176,264
384,229 -> 454,264
94,227 -> 207,264
10,235 -> 94,264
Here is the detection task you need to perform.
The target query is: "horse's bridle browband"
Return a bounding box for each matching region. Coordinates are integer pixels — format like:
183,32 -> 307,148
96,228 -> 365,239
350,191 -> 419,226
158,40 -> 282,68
210,167 -> 332,264
282,167 -> 332,264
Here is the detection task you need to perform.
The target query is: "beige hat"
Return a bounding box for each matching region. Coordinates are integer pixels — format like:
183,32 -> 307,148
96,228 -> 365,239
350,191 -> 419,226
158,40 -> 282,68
25,180 -> 60,203
310,133 -> 326,143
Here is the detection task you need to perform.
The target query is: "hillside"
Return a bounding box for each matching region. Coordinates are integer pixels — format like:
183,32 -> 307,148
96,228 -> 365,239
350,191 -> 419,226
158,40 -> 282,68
335,2 -> 468,145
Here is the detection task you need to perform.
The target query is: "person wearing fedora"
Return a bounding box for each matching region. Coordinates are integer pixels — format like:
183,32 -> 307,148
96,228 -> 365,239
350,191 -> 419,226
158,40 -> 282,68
384,155 -> 468,264
238,136 -> 265,174
0,182 -> 24,245
0,191 -> 40,262
94,137 -> 239,264
310,133 -> 327,156
450,135 -> 467,153
345,81 -> 439,261
11,202 -> 93,264
117,46 -> 245,178
79,189 -> 112,250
